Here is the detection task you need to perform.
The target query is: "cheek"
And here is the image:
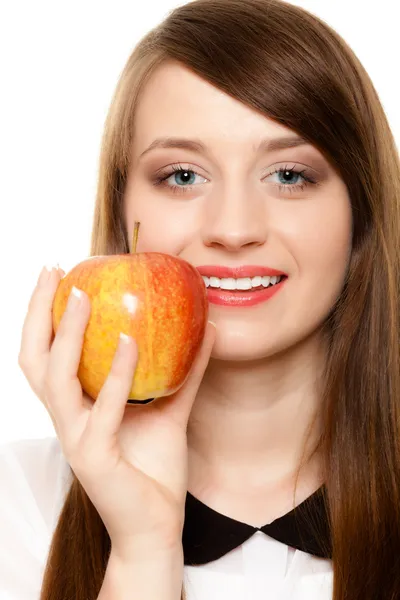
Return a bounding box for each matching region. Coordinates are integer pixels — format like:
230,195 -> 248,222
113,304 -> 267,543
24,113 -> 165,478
282,194 -> 352,324
124,188 -> 198,254
279,185 -> 352,275
300,203 -> 352,280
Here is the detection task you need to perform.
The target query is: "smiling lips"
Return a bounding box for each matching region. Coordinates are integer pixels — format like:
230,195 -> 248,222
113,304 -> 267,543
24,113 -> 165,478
195,265 -> 288,307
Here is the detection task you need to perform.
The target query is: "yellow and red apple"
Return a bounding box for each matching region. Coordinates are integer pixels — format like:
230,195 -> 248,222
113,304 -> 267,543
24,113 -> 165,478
52,224 -> 208,403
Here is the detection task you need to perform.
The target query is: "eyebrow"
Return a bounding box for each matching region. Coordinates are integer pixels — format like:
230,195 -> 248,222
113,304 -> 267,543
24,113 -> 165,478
139,134 -> 312,160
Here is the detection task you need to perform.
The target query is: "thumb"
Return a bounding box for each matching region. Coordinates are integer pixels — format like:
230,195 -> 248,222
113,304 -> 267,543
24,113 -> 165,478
160,320 -> 216,426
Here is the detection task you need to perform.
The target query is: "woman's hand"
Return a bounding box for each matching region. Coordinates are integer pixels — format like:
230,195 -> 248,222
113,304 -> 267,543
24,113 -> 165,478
18,265 -> 216,560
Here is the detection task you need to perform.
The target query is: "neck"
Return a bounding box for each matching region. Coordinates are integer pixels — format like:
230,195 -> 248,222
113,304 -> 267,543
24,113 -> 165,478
187,332 -> 327,494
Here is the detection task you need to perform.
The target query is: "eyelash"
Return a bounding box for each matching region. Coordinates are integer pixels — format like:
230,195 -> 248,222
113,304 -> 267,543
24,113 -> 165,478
152,163 -> 318,196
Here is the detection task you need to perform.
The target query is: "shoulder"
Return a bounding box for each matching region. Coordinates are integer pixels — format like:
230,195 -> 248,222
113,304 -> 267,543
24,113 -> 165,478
0,436 -> 73,597
0,436 -> 73,535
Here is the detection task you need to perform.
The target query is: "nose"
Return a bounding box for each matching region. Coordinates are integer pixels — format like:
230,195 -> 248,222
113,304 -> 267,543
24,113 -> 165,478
201,183 -> 267,252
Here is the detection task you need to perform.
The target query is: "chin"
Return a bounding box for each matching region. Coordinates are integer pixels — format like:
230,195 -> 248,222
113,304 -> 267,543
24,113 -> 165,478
210,329 -> 282,362
209,321 -> 323,364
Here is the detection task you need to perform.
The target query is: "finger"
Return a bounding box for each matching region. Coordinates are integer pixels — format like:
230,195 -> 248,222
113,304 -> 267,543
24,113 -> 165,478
18,265 -> 63,393
84,333 -> 138,449
45,286 -> 91,432
161,320 -> 216,426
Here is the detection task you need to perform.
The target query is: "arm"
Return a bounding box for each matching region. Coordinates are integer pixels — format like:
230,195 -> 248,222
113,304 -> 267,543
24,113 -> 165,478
97,546 -> 185,600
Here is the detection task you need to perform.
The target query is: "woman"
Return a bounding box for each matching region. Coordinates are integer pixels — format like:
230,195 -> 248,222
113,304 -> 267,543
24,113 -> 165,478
2,0 -> 400,598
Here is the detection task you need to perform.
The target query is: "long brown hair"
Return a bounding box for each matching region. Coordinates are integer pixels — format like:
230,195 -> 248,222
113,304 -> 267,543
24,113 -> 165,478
40,1 -> 400,598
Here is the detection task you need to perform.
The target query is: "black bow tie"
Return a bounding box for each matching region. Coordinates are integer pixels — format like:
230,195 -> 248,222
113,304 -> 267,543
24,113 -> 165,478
182,485 -> 332,565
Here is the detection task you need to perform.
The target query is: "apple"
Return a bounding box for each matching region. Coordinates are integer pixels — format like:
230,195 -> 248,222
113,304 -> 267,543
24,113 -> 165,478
52,222 -> 209,403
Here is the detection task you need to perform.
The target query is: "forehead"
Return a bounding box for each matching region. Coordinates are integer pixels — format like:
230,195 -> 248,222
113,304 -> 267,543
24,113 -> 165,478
133,61 -> 298,148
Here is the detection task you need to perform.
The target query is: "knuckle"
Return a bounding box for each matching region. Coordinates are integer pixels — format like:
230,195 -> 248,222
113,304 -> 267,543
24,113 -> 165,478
17,352 -> 29,371
17,353 -> 38,382
55,323 -> 76,347
57,307 -> 87,338
105,370 -> 129,397
111,350 -> 135,378
18,354 -> 43,398
56,314 -> 73,337
109,359 -> 125,378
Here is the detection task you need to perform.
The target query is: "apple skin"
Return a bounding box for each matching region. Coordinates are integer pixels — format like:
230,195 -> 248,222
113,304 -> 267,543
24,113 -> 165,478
52,253 -> 209,402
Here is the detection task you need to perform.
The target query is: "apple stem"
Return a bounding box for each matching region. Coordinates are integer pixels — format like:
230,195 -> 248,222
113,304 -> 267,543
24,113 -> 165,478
132,221 -> 140,254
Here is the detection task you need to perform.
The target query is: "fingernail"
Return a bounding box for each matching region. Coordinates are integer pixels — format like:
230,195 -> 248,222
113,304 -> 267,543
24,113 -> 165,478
208,320 -> 217,328
66,286 -> 83,311
37,263 -> 59,287
115,332 -> 132,359
119,332 -> 132,344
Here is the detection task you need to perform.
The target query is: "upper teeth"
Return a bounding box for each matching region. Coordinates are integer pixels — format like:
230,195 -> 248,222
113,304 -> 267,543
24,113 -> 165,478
202,275 -> 283,290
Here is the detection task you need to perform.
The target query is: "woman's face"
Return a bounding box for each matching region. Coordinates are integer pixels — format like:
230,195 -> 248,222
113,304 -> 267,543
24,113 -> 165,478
124,61 -> 352,361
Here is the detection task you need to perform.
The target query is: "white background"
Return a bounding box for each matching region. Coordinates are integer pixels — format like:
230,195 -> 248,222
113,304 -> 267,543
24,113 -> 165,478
0,0 -> 398,444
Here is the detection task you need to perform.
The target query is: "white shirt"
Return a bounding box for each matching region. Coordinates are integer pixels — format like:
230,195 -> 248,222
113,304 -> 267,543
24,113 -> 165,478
0,436 -> 333,599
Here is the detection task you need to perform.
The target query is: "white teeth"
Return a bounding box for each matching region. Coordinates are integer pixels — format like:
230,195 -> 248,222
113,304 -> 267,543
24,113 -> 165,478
261,276 -> 271,287
234,278 -> 252,290
220,277 -> 240,290
202,275 -> 283,289
209,276 -> 220,288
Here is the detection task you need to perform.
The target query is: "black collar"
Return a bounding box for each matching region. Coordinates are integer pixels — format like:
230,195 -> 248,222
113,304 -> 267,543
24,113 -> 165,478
182,485 -> 332,565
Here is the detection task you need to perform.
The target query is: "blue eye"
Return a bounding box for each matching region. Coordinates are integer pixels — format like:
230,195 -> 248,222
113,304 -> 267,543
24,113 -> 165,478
168,169 -> 197,186
153,162 -> 318,196
275,169 -> 303,185
264,165 -> 316,193
153,163 -> 208,195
